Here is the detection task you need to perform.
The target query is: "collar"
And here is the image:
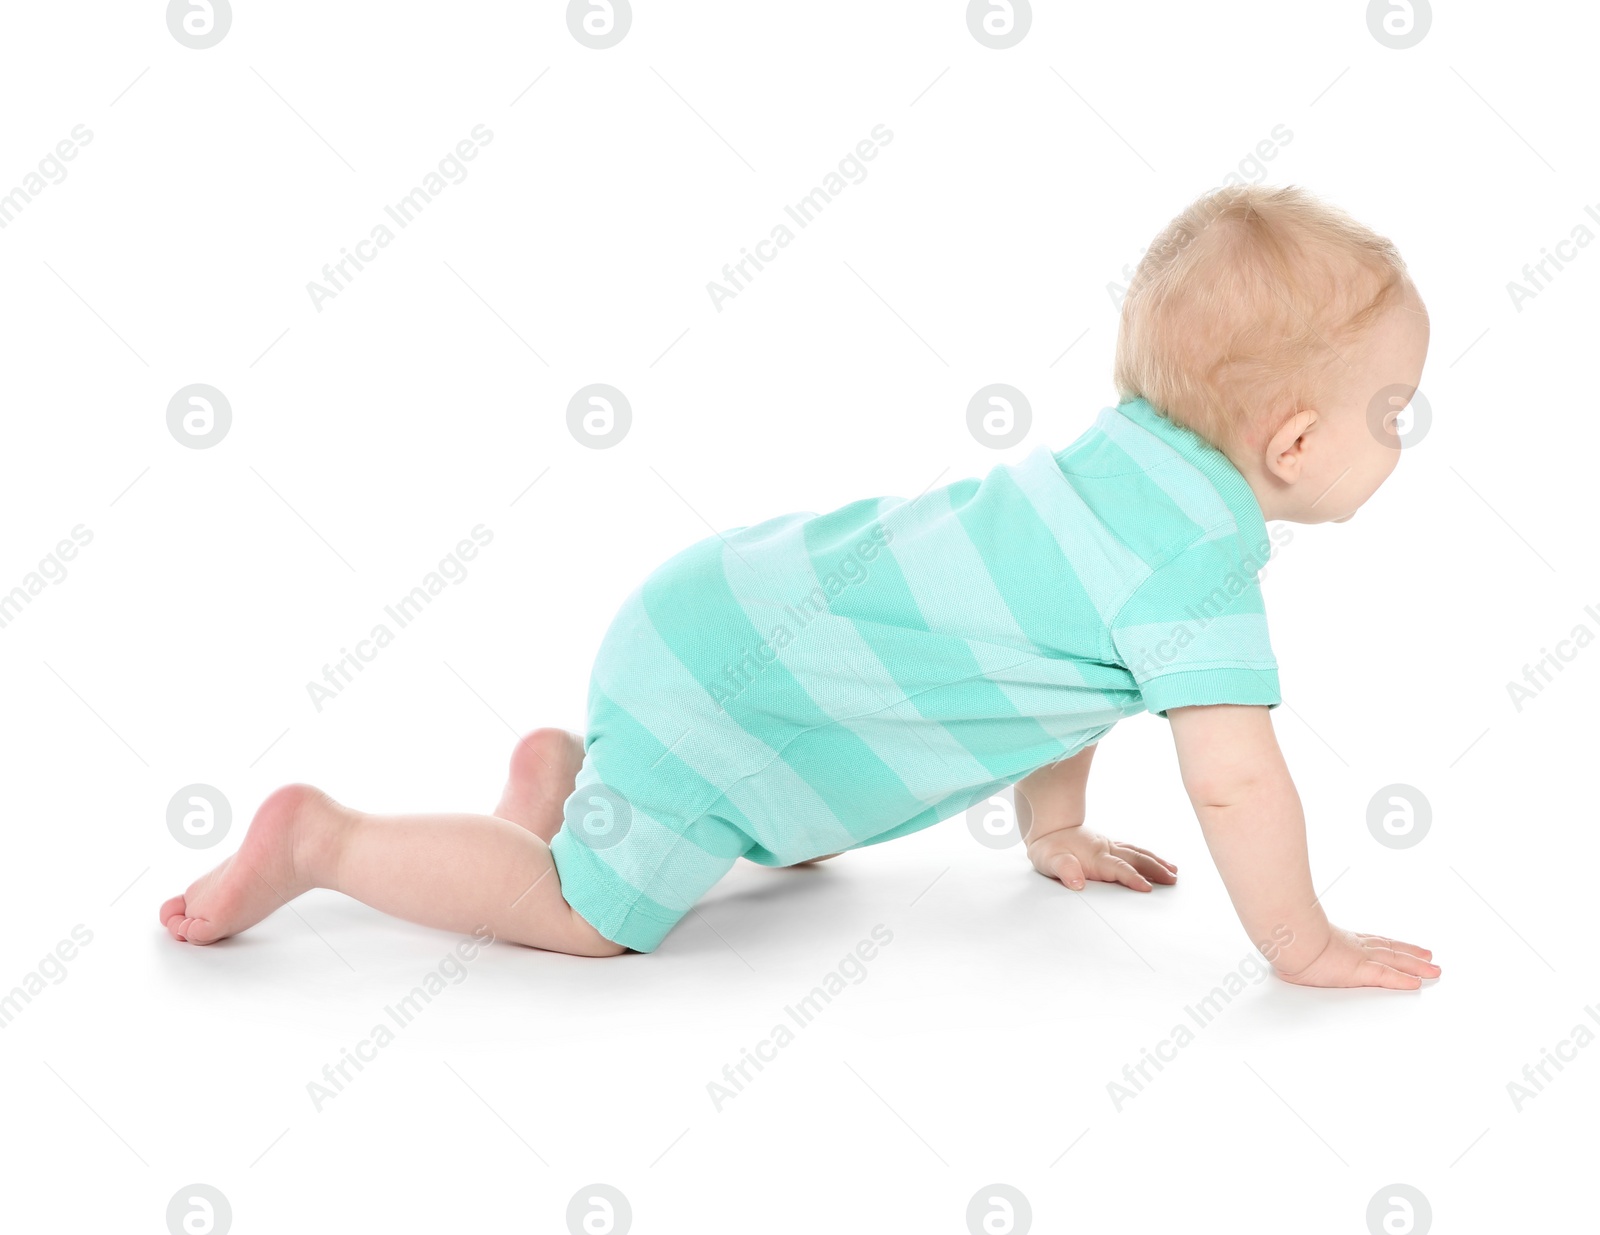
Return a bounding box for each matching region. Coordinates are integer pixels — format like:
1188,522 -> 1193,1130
1108,396 -> 1271,559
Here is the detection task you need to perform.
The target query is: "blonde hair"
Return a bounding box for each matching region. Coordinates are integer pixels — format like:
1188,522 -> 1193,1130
1114,185 -> 1416,448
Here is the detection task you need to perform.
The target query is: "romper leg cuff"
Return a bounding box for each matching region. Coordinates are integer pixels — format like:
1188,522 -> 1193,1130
549,828 -> 686,954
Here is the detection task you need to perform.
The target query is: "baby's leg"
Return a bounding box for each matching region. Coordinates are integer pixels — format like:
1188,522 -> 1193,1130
159,784 -> 624,957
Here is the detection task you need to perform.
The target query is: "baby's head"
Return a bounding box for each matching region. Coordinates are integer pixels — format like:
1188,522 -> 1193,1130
1114,185 -> 1429,523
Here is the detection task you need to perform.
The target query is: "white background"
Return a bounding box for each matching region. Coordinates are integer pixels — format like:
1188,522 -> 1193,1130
2,2 -> 1596,1232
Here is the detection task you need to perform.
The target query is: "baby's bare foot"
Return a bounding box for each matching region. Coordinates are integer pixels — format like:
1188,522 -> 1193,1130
159,784 -> 337,945
494,728 -> 584,840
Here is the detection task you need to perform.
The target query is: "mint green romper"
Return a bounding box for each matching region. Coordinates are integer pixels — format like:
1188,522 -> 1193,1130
550,397 -> 1281,951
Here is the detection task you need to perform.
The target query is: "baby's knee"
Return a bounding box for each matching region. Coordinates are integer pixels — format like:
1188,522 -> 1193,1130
560,908 -> 629,957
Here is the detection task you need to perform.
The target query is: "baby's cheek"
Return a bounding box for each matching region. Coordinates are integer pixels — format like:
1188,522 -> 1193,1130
1380,437 -> 1404,478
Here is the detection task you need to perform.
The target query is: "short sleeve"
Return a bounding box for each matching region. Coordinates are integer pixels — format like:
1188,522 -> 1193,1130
1109,535 -> 1280,716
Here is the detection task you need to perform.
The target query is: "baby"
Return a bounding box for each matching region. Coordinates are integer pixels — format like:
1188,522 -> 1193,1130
161,185 -> 1439,989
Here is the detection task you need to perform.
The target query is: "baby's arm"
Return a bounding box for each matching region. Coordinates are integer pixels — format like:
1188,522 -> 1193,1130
1167,703 -> 1439,989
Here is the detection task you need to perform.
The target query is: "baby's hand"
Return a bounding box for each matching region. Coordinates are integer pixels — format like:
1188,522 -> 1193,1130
1277,926 -> 1440,990
1025,824 -> 1178,893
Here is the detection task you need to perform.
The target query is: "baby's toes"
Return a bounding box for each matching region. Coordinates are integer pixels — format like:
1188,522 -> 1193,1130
180,916 -> 223,945
162,897 -> 223,945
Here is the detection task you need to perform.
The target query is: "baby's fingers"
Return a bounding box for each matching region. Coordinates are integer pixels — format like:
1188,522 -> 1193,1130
1356,960 -> 1423,990
1051,852 -> 1087,891
1356,933 -> 1433,961
1365,943 -> 1441,979
1119,843 -> 1178,874
1116,845 -> 1177,885
1096,854 -> 1153,892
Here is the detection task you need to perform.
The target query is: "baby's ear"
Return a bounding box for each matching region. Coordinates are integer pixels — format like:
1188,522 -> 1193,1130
1262,409 -> 1318,484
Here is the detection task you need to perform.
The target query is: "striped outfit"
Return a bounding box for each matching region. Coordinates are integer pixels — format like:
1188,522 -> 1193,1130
550,397 -> 1281,951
